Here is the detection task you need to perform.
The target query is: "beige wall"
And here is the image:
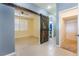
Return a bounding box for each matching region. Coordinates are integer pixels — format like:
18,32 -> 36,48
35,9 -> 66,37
15,8 -> 40,40
32,15 -> 40,39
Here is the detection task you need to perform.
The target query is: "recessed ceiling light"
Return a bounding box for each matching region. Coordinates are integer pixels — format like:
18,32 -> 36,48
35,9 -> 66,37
47,5 -> 52,9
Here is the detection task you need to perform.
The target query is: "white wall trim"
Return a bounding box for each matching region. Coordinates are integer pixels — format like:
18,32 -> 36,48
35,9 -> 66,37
59,6 -> 77,14
77,3 -> 79,56
5,52 -> 16,56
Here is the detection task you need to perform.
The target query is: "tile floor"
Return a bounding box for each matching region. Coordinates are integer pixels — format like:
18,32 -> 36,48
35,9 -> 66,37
15,37 -> 76,56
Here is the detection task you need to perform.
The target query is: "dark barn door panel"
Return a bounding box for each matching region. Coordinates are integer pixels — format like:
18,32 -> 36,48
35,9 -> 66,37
40,14 -> 49,44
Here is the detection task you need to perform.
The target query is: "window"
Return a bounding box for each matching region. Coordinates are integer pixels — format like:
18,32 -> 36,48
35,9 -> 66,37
15,18 -> 20,31
19,19 -> 28,31
15,17 -> 28,31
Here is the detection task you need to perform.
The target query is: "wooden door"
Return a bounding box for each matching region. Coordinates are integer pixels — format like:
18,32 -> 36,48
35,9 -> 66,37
61,16 -> 77,53
40,14 -> 49,44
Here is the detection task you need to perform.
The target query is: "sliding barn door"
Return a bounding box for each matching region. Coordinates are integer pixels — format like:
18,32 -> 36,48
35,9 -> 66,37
40,14 -> 49,44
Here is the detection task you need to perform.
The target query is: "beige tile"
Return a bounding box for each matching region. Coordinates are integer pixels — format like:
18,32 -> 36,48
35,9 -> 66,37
15,37 -> 76,56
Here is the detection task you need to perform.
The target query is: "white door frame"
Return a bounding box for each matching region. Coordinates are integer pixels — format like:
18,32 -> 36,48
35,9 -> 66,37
77,3 -> 79,56
58,6 -> 78,55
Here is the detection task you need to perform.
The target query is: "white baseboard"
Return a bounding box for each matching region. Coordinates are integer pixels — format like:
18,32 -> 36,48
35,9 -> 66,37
56,45 -> 60,48
5,52 -> 16,56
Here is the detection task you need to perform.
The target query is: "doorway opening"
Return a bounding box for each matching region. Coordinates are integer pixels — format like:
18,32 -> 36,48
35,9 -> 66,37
60,15 -> 77,53
15,7 -> 40,55
59,7 -> 78,55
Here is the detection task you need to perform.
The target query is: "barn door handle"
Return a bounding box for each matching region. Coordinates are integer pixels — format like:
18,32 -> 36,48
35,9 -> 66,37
75,34 -> 79,36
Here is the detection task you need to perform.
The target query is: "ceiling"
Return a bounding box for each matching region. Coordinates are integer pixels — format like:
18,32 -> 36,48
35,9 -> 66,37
34,3 -> 56,16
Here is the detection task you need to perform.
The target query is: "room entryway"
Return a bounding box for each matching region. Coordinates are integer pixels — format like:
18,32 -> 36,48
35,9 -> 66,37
59,7 -> 78,55
61,16 -> 77,53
